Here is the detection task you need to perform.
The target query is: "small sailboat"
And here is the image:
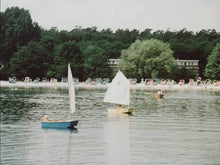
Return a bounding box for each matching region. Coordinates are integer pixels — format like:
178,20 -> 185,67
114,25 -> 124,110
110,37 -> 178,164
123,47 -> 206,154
41,63 -> 79,129
103,70 -> 133,114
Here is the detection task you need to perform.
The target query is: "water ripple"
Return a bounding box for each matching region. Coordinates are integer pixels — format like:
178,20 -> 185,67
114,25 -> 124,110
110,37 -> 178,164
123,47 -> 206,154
1,87 -> 220,164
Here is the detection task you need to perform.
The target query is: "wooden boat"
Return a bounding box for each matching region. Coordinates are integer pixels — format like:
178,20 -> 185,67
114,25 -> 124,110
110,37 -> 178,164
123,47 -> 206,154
41,63 -> 79,129
108,108 -> 133,114
155,93 -> 164,99
103,70 -> 134,114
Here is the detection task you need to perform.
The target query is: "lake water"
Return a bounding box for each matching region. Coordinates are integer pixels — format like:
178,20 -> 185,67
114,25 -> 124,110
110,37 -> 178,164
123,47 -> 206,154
1,87 -> 220,165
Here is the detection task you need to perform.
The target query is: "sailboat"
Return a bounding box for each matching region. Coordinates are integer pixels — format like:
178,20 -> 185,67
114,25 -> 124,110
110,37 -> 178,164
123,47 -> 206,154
103,70 -> 133,114
41,63 -> 79,129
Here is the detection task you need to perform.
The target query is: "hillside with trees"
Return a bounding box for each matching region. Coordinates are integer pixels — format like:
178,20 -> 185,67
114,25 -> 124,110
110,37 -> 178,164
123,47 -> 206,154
1,7 -> 220,81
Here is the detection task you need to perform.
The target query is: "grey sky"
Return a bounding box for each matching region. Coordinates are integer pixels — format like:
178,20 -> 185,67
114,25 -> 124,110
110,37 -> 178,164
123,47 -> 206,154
1,0 -> 220,32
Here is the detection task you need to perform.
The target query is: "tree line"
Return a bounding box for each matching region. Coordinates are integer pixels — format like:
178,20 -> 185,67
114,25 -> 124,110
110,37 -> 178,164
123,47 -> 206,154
1,7 -> 219,82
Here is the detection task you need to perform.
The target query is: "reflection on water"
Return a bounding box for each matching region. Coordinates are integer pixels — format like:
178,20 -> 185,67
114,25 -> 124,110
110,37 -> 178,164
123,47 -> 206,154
104,114 -> 131,165
1,87 -> 220,164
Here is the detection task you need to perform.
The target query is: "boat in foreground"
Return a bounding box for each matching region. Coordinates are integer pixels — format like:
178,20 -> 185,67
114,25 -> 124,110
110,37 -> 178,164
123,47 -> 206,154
41,63 -> 79,129
103,70 -> 133,114
41,120 -> 78,129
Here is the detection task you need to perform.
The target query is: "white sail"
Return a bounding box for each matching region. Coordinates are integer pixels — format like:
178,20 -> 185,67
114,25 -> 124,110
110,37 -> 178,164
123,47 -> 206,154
68,64 -> 75,113
103,70 -> 130,105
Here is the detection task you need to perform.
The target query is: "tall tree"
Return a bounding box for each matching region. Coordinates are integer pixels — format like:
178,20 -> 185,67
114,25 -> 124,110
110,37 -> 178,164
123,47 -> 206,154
115,29 -> 139,44
0,7 -> 41,79
83,45 -> 112,79
40,28 -> 60,65
9,41 -> 48,79
1,7 -> 41,62
204,43 -> 220,79
49,41 -> 83,80
118,39 -> 174,80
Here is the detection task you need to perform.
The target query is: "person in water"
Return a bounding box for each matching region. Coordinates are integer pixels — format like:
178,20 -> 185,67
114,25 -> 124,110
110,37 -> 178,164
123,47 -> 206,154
157,89 -> 162,94
118,105 -> 123,109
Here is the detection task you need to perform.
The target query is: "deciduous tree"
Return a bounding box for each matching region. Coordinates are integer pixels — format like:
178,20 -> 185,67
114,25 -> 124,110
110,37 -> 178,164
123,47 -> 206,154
9,41 -> 48,79
83,45 -> 112,79
204,43 -> 220,79
49,41 -> 83,80
118,39 -> 174,80
0,7 -> 41,79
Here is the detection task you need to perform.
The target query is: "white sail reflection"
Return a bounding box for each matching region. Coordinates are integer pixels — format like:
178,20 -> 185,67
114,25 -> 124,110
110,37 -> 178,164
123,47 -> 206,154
104,114 -> 131,164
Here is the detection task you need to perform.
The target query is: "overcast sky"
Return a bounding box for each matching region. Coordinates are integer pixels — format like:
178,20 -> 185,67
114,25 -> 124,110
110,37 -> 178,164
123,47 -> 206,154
1,0 -> 220,32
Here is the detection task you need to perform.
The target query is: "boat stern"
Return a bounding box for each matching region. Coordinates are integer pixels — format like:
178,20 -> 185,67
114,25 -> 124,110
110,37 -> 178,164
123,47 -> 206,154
108,108 -> 133,114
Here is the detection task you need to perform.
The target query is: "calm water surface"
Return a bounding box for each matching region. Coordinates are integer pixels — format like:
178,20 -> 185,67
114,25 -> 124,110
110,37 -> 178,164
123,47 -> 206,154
1,87 -> 220,165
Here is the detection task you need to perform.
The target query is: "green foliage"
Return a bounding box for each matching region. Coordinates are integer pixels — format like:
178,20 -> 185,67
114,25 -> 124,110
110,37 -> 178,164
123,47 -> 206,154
0,7 -> 41,79
49,41 -> 84,80
1,7 -> 40,63
9,41 -> 48,79
139,29 -> 220,77
1,6 -> 220,80
169,65 -> 197,83
119,39 -> 174,80
95,40 -> 129,58
83,45 -> 112,79
115,29 -> 139,44
204,43 -> 220,79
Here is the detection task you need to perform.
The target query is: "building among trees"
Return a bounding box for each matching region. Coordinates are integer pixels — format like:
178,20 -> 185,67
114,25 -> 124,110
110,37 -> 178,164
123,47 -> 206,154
108,59 -> 121,72
109,58 -> 199,73
174,59 -> 199,74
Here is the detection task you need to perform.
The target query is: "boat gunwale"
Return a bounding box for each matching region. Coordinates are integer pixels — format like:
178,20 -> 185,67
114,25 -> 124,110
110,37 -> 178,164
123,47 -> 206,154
41,120 -> 79,123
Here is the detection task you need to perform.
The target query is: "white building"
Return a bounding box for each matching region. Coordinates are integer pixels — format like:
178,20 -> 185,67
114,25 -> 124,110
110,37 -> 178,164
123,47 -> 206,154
174,59 -> 199,73
108,59 -> 121,71
109,59 -> 199,73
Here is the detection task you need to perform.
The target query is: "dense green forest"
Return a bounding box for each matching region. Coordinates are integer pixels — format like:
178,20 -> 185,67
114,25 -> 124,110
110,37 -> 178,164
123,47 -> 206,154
1,7 -> 220,81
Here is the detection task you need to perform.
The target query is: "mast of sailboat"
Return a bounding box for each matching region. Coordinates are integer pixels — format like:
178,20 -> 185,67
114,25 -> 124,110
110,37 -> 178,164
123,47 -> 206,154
68,63 -> 75,120
128,79 -> 130,108
68,63 -> 72,120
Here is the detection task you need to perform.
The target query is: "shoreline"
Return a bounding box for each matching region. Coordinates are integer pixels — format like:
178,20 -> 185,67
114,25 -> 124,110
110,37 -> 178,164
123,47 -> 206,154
1,81 -> 220,91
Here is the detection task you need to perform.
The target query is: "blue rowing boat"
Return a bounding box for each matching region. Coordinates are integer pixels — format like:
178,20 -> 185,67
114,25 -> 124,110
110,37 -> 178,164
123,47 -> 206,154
41,120 -> 78,129
41,63 -> 79,129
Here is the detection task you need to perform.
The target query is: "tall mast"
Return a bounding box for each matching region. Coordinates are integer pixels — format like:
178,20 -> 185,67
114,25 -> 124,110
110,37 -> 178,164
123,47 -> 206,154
68,63 -> 73,120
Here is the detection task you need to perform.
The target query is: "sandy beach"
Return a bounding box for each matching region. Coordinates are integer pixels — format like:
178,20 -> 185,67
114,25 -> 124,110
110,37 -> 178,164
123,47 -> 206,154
1,80 -> 220,91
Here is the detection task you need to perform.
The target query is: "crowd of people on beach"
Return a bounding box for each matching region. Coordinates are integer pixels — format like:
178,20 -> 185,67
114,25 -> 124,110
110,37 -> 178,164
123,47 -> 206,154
7,76 -> 220,89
